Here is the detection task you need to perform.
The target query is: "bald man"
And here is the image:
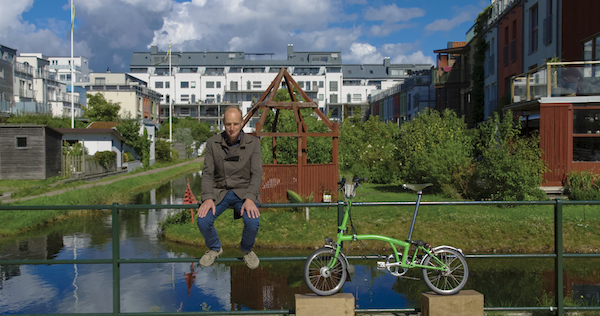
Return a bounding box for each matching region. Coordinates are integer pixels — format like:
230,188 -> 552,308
197,106 -> 262,269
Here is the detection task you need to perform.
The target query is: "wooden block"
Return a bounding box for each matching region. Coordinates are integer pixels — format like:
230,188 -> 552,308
421,290 -> 484,316
295,293 -> 354,316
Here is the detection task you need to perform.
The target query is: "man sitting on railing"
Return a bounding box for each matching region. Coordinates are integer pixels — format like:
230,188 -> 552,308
196,106 -> 262,269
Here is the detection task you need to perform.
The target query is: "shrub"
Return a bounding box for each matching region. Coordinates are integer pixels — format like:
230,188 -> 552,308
94,151 -> 116,169
395,109 -> 474,195
470,111 -> 547,201
339,115 -> 399,183
564,171 -> 600,200
156,140 -> 174,162
123,151 -> 135,162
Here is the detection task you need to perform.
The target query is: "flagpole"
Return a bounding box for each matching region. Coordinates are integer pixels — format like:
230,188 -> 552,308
70,0 -> 74,128
169,41 -> 172,143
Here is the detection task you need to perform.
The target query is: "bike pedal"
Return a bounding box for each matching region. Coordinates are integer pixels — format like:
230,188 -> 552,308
376,261 -> 386,269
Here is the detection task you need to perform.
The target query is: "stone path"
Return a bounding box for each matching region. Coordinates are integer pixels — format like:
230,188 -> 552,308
2,157 -> 204,204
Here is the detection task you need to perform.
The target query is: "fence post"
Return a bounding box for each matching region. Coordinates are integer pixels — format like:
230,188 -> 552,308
555,199 -> 563,315
337,200 -> 344,249
112,203 -> 120,316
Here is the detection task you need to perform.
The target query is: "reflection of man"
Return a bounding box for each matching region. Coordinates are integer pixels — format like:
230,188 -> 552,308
197,106 -> 262,269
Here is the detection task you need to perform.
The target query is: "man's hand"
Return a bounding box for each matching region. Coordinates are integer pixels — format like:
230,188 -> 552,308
198,199 -> 216,218
240,199 -> 260,219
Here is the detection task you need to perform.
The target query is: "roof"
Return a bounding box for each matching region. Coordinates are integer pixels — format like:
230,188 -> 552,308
0,124 -> 62,134
87,121 -> 119,129
55,128 -> 126,142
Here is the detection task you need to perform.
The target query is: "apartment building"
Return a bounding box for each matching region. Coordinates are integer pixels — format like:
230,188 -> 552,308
13,53 -> 83,117
0,45 -> 16,116
129,44 -> 431,131
48,56 -> 90,85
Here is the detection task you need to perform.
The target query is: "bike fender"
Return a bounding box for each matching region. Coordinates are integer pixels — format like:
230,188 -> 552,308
323,245 -> 352,281
431,245 -> 465,255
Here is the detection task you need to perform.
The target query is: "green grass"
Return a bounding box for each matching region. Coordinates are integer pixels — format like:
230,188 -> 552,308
0,160 -> 202,236
162,183 -> 600,253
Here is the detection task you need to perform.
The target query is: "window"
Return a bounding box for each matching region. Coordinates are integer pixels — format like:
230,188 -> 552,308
253,81 -> 261,89
60,74 -> 66,80
181,94 -> 189,102
206,81 -> 214,88
329,94 -> 338,103
313,81 -> 318,89
230,81 -> 238,91
206,94 -> 215,103
155,81 -> 163,89
298,81 -> 304,88
216,81 -> 221,88
573,107 -> 600,161
353,94 -> 362,102
347,94 -> 351,102
329,81 -> 338,91
319,94 -> 324,101
181,108 -> 189,115
191,81 -> 196,88
306,81 -> 311,90
165,81 -> 170,88
319,81 -> 324,88
530,4 -> 539,54
247,81 -> 251,90
181,81 -> 189,88
543,0 -> 553,45
95,77 -> 106,85
16,137 -> 27,148
511,20 -> 517,62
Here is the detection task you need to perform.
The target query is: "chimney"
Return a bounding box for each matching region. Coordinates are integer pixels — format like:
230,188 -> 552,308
151,46 -> 158,54
287,44 -> 294,60
107,67 -> 111,73
383,57 -> 390,68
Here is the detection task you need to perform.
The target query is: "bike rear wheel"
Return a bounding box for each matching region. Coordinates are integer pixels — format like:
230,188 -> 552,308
421,247 -> 468,295
304,247 -> 347,296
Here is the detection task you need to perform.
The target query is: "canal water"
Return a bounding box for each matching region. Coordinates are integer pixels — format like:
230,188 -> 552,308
1,172 -> 599,314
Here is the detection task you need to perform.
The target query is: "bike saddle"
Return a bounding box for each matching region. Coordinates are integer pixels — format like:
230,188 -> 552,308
403,183 -> 433,192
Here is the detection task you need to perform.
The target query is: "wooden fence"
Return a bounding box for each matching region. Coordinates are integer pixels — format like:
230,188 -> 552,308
62,154 -> 117,178
260,163 -> 338,203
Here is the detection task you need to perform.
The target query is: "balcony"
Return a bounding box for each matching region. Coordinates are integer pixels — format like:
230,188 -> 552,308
50,64 -> 81,71
511,61 -> 600,103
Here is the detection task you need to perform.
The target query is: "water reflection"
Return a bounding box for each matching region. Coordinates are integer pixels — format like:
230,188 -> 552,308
1,172 -> 599,313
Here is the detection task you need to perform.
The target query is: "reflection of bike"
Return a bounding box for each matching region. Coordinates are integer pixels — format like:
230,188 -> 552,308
303,176 -> 469,296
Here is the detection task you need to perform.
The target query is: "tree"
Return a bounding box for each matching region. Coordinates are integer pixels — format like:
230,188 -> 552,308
259,89 -> 332,165
85,93 -> 121,122
470,111 -> 547,201
157,117 -> 214,156
339,115 -> 399,183
395,109 -> 474,196
116,119 -> 151,168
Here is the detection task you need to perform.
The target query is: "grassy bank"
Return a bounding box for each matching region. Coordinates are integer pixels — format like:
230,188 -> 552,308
0,161 -> 202,236
162,183 -> 600,253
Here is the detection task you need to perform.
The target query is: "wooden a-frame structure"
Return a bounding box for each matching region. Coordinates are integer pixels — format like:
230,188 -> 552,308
242,68 -> 339,202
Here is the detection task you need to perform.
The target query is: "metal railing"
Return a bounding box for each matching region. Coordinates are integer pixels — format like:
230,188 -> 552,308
1,200 -> 600,315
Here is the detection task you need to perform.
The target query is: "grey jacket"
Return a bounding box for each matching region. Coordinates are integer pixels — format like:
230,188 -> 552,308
201,132 -> 262,205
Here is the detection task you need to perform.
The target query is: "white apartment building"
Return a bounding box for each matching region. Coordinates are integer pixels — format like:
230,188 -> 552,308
48,56 -> 90,85
129,44 -> 431,131
15,53 -> 83,117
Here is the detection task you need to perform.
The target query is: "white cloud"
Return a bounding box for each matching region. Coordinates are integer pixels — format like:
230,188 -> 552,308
345,42 -> 434,66
347,42 -> 382,64
392,51 -> 434,65
369,23 -> 416,37
364,4 -> 425,23
425,5 -> 480,32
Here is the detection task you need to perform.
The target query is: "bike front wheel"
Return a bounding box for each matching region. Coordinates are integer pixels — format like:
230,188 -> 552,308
304,247 -> 347,296
421,247 -> 469,295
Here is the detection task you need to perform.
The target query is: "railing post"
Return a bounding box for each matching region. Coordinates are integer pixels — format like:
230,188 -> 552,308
555,199 -> 563,315
337,200 -> 344,249
112,203 -> 120,316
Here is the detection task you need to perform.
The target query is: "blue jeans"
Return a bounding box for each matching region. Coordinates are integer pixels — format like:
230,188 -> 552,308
197,190 -> 260,252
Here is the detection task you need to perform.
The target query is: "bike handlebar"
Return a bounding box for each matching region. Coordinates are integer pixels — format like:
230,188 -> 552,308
338,176 -> 367,191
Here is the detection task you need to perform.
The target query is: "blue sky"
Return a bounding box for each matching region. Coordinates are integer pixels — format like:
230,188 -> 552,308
0,0 -> 489,73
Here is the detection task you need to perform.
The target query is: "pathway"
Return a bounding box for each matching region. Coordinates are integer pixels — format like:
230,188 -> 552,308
2,157 -> 204,204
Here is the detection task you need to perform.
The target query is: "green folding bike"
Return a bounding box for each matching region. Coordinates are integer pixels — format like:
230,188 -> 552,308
303,176 -> 469,296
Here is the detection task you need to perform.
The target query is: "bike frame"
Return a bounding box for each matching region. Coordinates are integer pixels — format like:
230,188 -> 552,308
328,188 -> 447,272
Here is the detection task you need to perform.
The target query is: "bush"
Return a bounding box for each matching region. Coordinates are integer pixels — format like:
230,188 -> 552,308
156,140 -> 174,162
123,151 -> 135,162
395,109 -> 474,195
564,171 -> 600,200
339,115 -> 399,183
94,151 -> 116,169
470,111 -> 547,201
